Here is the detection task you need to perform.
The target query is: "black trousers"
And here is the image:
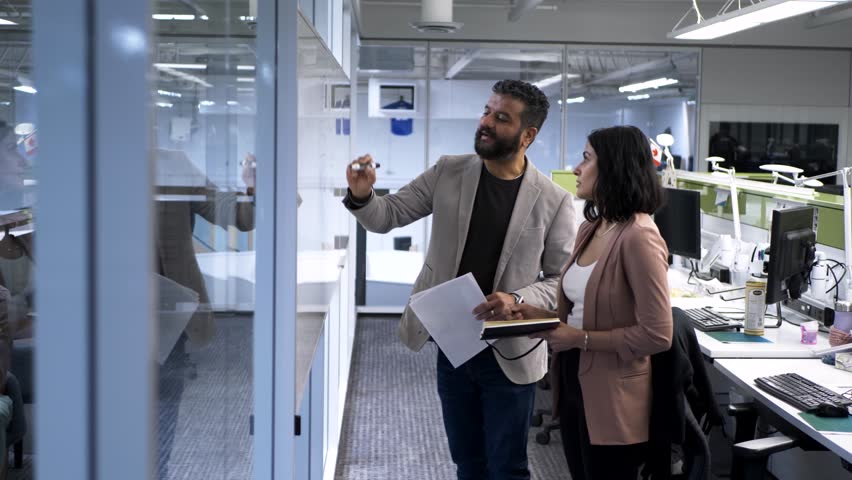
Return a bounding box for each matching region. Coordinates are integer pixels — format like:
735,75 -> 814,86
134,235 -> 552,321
558,349 -> 647,480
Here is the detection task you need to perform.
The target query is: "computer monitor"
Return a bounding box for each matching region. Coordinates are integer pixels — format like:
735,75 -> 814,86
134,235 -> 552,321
654,187 -> 702,260
765,206 -> 817,305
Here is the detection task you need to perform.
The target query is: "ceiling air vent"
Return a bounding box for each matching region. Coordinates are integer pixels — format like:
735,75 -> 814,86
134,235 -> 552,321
359,46 -> 415,71
410,0 -> 463,33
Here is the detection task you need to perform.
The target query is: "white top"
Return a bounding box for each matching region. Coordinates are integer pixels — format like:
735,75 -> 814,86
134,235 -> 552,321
562,261 -> 596,329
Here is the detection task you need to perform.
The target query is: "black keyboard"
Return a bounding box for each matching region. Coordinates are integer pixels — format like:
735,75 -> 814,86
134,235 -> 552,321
683,308 -> 742,332
755,373 -> 852,412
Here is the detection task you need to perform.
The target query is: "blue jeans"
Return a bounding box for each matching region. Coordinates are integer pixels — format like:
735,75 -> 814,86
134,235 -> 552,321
436,348 -> 536,480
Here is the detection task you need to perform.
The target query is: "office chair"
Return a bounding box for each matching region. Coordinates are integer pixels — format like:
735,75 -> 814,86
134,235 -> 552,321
643,308 -> 724,479
727,402 -> 826,480
4,371 -> 26,470
531,373 -> 560,445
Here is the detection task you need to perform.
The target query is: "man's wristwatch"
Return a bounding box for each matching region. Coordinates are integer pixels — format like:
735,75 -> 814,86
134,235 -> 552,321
510,292 -> 524,304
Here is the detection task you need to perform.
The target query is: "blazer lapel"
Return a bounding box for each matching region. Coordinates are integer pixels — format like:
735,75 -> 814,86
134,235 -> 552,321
492,162 -> 541,290
453,157 -> 483,272
582,217 -> 632,330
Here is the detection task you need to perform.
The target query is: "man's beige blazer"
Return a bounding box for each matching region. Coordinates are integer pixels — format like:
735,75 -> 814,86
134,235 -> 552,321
348,154 -> 577,384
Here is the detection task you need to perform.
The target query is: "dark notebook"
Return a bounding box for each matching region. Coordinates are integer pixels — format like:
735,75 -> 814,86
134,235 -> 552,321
480,318 -> 560,340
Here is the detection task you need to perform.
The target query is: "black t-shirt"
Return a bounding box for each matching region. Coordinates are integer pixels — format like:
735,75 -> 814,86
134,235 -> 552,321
456,164 -> 524,296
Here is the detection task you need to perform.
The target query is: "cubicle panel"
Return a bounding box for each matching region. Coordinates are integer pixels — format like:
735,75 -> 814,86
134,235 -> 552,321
677,177 -> 845,251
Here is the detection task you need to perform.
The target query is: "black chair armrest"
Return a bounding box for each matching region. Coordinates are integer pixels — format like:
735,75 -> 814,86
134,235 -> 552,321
728,402 -> 759,443
728,403 -> 756,417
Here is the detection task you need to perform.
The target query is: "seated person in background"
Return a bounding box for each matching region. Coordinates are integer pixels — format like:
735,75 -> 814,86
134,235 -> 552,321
511,125 -> 673,480
0,286 -> 12,480
0,231 -> 33,339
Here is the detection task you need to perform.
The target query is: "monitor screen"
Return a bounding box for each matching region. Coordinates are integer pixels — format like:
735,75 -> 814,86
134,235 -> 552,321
765,206 -> 817,305
654,187 -> 702,260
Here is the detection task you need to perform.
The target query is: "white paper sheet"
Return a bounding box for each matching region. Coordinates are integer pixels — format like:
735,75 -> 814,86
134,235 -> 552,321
408,272 -> 489,367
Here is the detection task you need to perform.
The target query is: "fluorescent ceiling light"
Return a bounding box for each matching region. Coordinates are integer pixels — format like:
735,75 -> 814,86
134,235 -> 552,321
237,87 -> 255,92
227,100 -> 239,106
13,85 -> 37,94
564,96 -> 585,104
0,19 -> 17,25
199,100 -> 215,106
532,73 -> 580,89
619,77 -> 678,93
0,102 -> 10,106
154,63 -> 207,70
669,0 -> 843,40
237,65 -> 256,71
237,77 -> 255,82
152,14 -> 195,20
200,15 -> 209,21
155,102 -> 173,108
155,66 -> 213,88
627,94 -> 650,101
157,89 -> 182,98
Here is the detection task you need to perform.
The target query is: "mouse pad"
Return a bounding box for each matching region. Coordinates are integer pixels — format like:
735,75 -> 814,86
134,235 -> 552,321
705,332 -> 772,343
799,412 -> 852,432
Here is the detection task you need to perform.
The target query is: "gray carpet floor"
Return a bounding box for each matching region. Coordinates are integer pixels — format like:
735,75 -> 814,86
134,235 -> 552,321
334,316 -> 570,480
159,313 -> 254,480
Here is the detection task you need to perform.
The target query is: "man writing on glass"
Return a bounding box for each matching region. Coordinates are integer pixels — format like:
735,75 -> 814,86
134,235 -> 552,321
343,80 -> 576,479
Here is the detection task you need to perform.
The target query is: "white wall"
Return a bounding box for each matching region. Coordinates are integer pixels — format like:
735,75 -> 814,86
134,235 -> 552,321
700,49 -> 851,107
698,48 -> 852,169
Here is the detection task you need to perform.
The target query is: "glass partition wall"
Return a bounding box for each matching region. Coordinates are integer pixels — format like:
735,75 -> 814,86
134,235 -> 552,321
355,42 -> 699,311
152,3 -> 258,479
354,42 -> 429,309
0,2 -> 36,478
561,48 -> 699,171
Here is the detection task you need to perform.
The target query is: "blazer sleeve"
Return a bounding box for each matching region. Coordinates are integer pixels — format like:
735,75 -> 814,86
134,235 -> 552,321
588,225 -> 673,360
193,190 -> 256,232
343,157 -> 444,234
515,192 -> 577,310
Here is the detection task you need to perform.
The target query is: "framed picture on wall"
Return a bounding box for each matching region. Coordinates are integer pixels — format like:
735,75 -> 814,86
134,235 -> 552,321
329,84 -> 351,111
378,84 -> 416,114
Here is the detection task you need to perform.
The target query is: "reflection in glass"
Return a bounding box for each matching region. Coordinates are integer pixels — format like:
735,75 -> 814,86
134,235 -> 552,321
0,2 -> 36,477
561,49 -> 699,171
153,2 -> 257,478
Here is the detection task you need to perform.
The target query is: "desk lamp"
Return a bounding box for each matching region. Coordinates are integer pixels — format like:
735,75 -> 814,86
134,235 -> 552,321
706,156 -> 741,242
656,133 -> 677,188
759,164 -> 824,188
795,167 -> 852,301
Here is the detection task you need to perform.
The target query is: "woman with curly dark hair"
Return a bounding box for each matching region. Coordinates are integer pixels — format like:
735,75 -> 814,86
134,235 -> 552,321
512,125 -> 673,479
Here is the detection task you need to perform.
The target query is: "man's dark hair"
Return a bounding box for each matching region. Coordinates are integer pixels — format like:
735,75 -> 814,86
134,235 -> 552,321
583,125 -> 664,223
491,80 -> 550,131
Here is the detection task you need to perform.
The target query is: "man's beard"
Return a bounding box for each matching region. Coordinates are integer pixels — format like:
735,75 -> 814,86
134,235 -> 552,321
474,126 -> 522,162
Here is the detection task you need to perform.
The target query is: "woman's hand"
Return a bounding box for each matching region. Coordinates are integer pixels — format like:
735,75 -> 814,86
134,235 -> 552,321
508,303 -> 556,320
529,324 -> 585,352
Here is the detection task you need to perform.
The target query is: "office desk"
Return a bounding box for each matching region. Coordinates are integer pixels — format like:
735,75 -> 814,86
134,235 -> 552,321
668,268 -> 831,359
715,358 -> 852,464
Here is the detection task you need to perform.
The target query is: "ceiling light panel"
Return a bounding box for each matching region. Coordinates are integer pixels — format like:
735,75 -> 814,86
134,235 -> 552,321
152,14 -> 196,21
619,77 -> 678,93
670,0 -> 843,40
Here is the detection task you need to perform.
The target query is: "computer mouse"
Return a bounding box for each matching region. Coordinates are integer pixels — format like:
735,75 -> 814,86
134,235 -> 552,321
814,402 -> 849,418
